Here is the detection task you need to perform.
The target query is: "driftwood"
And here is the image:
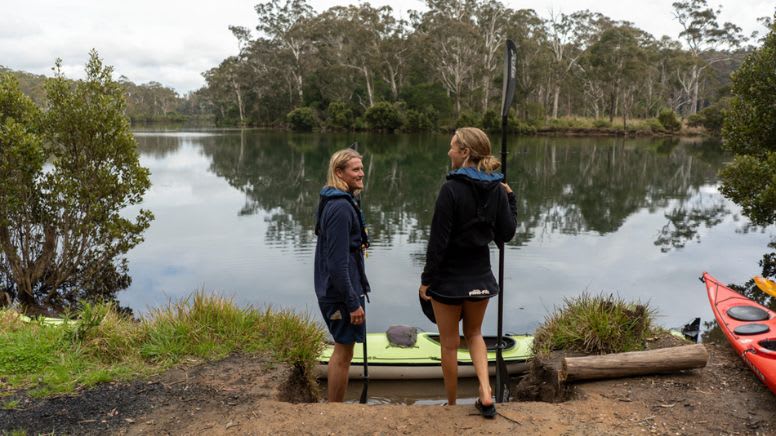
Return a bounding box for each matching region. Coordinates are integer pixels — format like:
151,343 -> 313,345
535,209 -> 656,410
562,344 -> 708,382
515,344 -> 708,402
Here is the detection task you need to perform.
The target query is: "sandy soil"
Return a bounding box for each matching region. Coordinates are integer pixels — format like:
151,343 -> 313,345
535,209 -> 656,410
2,343 -> 775,435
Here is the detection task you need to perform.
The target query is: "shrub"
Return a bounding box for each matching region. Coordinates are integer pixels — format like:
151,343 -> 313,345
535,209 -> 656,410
325,101 -> 353,130
532,293 -> 655,357
455,111 -> 481,129
481,110 -> 501,131
688,103 -> 726,135
644,118 -> 664,132
403,109 -> 433,132
592,119 -> 611,128
522,102 -> 546,126
286,107 -> 318,131
657,109 -> 682,132
364,102 -> 403,132
0,52 -> 153,312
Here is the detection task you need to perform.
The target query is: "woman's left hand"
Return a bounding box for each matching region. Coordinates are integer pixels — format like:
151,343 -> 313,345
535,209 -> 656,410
419,284 -> 432,301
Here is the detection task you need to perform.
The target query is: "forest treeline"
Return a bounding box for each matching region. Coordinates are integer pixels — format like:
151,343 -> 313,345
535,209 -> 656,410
4,0 -> 772,132
198,0 -> 768,132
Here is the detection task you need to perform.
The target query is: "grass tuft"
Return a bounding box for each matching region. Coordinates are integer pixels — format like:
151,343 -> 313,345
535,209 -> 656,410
0,293 -> 326,398
532,293 -> 655,357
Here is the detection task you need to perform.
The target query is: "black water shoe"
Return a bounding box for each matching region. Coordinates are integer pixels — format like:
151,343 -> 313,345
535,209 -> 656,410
475,399 -> 496,419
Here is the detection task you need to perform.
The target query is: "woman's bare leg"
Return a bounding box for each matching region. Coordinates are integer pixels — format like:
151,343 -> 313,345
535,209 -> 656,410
431,299 -> 463,405
462,299 -> 493,406
327,342 -> 354,402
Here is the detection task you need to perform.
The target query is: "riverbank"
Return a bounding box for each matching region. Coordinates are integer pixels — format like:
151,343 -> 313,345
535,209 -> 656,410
2,341 -> 773,435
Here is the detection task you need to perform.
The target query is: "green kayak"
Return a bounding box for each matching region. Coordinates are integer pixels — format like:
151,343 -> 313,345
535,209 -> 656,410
317,332 -> 533,380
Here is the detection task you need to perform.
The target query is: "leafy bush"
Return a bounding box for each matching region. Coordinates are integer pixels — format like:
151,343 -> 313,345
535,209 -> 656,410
325,101 -> 353,130
532,293 -> 655,356
644,118 -> 664,132
0,52 -> 153,312
592,119 -> 611,128
657,109 -> 682,132
688,103 -> 726,135
522,102 -> 546,126
403,109 -> 433,132
481,110 -> 501,131
364,102 -> 402,132
455,111 -> 481,129
286,107 -> 318,131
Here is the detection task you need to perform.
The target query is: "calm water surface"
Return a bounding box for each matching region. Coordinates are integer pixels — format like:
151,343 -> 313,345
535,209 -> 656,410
122,130 -> 775,338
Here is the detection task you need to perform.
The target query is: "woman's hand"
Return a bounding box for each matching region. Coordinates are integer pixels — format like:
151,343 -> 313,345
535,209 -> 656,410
419,284 -> 432,301
501,182 -> 513,194
350,306 -> 365,325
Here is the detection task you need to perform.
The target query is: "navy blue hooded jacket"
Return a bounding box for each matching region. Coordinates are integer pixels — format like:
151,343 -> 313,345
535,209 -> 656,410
314,187 -> 371,313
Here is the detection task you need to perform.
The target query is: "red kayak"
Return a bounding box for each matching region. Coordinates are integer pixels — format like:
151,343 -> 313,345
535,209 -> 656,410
703,272 -> 776,395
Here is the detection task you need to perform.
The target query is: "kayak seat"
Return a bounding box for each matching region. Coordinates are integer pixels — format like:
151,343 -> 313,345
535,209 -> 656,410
760,340 -> 776,351
727,305 -> 769,322
426,334 -> 516,351
733,323 -> 770,335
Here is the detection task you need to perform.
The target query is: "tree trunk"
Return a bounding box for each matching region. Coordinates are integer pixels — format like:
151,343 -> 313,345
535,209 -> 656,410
690,65 -> 700,115
552,84 -> 560,119
562,344 -> 708,382
363,66 -> 374,108
482,75 -> 491,114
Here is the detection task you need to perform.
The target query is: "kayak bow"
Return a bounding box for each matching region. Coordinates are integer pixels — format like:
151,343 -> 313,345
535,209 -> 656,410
703,272 -> 776,395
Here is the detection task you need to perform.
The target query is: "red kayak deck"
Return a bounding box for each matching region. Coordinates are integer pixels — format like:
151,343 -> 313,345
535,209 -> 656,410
703,272 -> 776,395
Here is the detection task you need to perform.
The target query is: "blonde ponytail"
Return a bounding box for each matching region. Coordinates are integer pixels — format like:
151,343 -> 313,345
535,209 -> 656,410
454,127 -> 501,173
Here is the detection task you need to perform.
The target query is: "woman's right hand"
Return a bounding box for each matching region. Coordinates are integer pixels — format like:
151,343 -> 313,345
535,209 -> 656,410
350,306 -> 365,325
501,182 -> 513,194
419,284 -> 432,301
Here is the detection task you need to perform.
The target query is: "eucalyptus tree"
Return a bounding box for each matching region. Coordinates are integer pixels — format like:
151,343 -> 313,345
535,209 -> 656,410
473,0 -> 508,113
311,4 -> 389,108
255,0 -> 315,105
505,9 -> 550,120
585,23 -> 648,126
672,0 -> 744,114
544,10 -> 608,119
412,0 -> 480,116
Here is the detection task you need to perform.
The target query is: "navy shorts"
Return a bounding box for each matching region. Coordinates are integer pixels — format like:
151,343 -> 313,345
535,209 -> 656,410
319,298 -> 365,345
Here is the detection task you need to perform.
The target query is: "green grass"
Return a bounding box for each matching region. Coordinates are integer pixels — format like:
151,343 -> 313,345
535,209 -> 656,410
532,293 -> 656,357
0,293 -> 326,398
539,116 -> 669,133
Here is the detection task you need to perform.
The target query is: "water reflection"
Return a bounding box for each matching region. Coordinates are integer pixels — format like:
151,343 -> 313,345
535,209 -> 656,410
124,131 -> 774,336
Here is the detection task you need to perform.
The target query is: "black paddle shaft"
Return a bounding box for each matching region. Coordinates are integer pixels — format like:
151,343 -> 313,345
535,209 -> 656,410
496,39 -> 517,404
359,298 -> 369,404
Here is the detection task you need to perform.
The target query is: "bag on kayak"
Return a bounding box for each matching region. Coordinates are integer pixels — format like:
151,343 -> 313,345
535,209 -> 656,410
386,325 -> 418,347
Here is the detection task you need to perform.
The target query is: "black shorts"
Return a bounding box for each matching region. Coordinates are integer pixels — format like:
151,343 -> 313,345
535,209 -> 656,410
318,298 -> 365,345
428,290 -> 493,305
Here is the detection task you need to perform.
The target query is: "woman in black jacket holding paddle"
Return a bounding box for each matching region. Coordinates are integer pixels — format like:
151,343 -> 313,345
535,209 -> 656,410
419,127 -> 517,417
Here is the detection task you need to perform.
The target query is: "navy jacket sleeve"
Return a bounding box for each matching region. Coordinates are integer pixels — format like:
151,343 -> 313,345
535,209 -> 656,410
421,182 -> 455,286
495,190 -> 518,244
323,201 -> 362,313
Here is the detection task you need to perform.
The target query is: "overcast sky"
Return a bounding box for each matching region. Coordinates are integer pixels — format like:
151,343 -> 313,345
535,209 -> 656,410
1,0 -> 772,94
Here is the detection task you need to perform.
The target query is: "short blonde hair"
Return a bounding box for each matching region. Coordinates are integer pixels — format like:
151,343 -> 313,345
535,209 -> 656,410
326,148 -> 363,192
453,127 -> 501,172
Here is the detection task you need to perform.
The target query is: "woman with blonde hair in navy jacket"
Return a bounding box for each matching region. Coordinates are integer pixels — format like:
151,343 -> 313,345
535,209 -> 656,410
314,148 -> 370,402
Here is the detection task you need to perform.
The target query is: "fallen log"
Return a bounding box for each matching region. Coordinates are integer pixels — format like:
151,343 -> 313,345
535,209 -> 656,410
561,344 -> 708,382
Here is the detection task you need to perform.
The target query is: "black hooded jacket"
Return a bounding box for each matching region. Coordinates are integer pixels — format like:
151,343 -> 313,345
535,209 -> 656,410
421,167 -> 517,300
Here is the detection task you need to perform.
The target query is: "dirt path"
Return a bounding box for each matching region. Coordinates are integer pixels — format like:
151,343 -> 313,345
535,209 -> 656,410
3,343 -> 774,435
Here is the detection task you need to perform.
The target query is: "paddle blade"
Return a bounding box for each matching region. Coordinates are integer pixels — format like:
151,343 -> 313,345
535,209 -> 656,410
500,39 -> 518,118
754,276 -> 776,297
